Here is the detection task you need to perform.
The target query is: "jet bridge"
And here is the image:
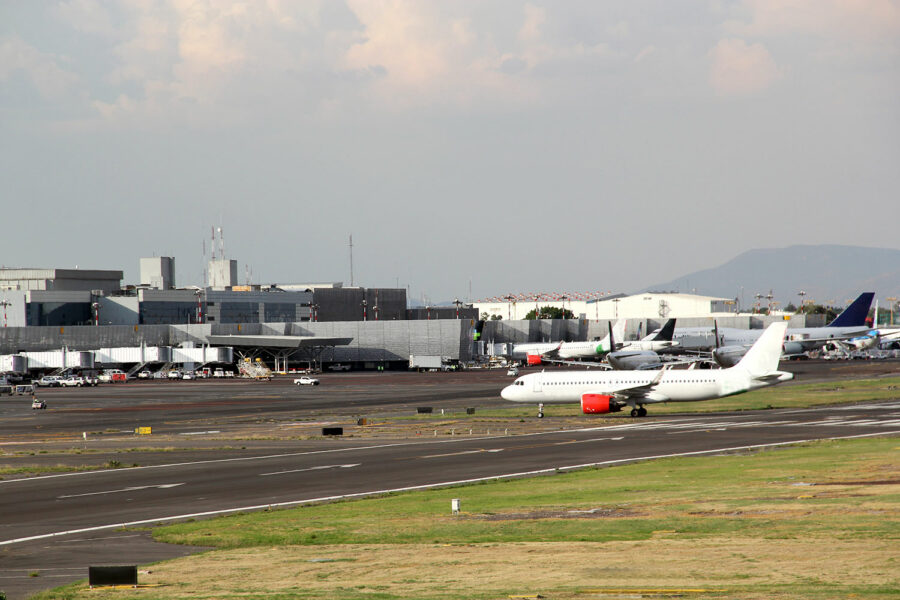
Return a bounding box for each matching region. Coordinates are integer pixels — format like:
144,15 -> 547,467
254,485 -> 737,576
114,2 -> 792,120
205,335 -> 352,373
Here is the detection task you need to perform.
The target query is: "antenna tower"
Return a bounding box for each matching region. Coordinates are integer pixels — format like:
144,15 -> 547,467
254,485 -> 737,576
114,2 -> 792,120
349,234 -> 354,286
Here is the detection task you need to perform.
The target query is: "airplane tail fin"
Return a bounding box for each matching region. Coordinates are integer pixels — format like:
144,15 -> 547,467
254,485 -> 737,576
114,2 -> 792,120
612,319 -> 627,346
654,318 -> 676,342
607,321 -> 617,352
734,322 -> 788,377
828,293 -> 874,327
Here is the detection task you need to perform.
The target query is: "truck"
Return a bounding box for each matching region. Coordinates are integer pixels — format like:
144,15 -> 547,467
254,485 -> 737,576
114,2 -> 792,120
409,355 -> 447,372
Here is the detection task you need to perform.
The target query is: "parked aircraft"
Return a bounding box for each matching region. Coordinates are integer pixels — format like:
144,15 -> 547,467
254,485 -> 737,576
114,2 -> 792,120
673,292 -> 875,367
607,318 -> 679,370
512,319 -> 627,365
501,322 -> 792,418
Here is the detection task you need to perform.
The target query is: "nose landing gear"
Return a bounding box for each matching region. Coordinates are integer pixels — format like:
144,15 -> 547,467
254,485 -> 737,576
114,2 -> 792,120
537,403 -> 544,418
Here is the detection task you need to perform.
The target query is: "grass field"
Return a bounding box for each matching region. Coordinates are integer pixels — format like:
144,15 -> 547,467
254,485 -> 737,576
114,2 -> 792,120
31,436 -> 900,600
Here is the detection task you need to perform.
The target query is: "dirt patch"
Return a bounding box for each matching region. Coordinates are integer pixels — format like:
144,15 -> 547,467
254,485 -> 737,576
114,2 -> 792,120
815,479 -> 900,486
474,507 -> 638,520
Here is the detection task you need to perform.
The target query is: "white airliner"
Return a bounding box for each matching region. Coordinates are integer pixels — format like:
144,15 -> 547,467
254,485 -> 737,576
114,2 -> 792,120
512,319 -> 627,365
501,322 -> 792,418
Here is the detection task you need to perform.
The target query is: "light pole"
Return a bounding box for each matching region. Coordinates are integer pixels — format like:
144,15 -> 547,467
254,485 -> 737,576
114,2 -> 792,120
91,302 -> 100,326
0,300 -> 11,328
425,305 -> 431,320
560,295 -> 568,320
310,303 -> 319,322
505,295 -> 514,320
453,298 -> 462,319
193,289 -> 204,324
373,304 -> 379,321
887,297 -> 898,325
797,290 -> 806,312
361,298 -> 367,321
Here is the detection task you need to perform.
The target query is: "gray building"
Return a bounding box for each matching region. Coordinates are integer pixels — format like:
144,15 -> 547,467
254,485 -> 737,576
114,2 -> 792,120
0,268 -> 122,293
139,257 -> 175,290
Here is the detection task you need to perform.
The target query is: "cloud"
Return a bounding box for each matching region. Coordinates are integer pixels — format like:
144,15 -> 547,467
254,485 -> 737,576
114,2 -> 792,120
732,0 -> 900,41
0,36 -> 80,99
709,38 -> 781,96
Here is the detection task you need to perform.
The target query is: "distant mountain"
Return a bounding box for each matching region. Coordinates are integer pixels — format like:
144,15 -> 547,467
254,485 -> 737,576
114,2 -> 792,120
641,245 -> 900,309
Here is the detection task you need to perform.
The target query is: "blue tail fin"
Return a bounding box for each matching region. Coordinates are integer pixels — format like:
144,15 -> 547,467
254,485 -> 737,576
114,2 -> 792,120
828,292 -> 874,327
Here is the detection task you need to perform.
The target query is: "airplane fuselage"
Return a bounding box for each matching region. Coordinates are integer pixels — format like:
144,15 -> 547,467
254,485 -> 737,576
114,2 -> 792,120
501,368 -> 792,405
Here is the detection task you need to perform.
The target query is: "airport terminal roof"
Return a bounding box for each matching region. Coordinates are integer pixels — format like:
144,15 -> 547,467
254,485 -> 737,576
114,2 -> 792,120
206,335 -> 352,349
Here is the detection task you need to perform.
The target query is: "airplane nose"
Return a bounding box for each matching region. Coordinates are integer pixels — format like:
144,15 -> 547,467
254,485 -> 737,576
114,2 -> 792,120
500,385 -> 514,400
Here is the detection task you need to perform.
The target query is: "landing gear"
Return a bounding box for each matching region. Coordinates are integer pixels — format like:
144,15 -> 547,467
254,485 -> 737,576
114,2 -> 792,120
537,403 -> 544,418
630,406 -> 647,418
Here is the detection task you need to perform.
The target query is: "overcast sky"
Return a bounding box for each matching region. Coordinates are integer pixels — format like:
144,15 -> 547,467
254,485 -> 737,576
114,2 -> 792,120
2,1 -> 898,303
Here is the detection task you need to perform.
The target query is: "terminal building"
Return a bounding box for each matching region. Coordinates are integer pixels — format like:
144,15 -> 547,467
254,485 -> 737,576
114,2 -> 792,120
473,292 -> 738,321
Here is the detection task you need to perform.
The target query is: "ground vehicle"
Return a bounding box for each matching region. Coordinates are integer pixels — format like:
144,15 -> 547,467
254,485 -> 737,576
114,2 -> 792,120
60,375 -> 87,387
35,376 -> 64,387
294,376 -> 320,386
182,372 -> 195,380
31,397 -> 46,409
137,370 -> 152,379
507,367 -> 519,376
213,368 -> 225,378
166,370 -> 182,379
98,370 -> 127,383
327,364 -> 351,372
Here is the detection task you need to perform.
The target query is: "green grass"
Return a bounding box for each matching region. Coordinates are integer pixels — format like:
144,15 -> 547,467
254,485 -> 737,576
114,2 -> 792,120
152,436 -> 899,549
387,376 -> 900,420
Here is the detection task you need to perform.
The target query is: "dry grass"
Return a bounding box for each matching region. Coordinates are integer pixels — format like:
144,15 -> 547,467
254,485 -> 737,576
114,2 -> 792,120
55,538 -> 898,599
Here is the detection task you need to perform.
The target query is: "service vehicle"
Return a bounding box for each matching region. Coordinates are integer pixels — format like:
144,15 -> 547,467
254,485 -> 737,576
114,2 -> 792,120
31,397 -> 47,409
98,370 -> 127,383
137,370 -> 152,379
166,370 -> 182,379
213,368 -> 225,378
35,375 -> 64,387
293,376 -> 320,386
60,375 -> 87,387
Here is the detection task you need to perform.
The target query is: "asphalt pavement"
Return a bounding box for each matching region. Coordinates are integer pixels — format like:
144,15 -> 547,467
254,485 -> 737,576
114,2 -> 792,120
1,361 -> 898,599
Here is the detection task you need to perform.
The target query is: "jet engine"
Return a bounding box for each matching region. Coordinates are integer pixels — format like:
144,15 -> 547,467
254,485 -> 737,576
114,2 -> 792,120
526,354 -> 543,366
608,350 -> 661,370
782,341 -> 806,355
581,393 -> 623,414
712,345 -> 746,368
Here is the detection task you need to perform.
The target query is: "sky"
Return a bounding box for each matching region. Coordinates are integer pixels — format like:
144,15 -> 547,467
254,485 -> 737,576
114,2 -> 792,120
1,1 -> 898,304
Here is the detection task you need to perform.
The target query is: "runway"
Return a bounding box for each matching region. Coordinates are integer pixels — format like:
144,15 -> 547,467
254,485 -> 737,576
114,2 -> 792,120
1,363 -> 899,599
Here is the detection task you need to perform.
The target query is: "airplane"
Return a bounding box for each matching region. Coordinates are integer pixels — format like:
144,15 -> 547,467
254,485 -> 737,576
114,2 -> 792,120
673,292 -> 875,367
512,319 -> 627,365
607,318 -> 679,370
501,321 -> 793,418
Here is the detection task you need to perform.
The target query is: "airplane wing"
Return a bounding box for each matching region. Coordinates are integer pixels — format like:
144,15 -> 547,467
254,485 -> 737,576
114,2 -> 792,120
588,368 -> 668,400
540,357 -> 613,369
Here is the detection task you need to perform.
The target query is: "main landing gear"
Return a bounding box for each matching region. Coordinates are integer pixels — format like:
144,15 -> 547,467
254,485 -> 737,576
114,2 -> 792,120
537,403 -> 544,418
630,406 -> 647,418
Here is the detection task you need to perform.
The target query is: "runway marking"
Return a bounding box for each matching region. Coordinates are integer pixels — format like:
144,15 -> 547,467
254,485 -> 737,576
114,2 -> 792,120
58,483 -> 184,499
4,429 -> 897,547
57,534 -> 142,543
554,437 -> 624,445
260,464 -> 360,476
180,430 -> 221,435
0,410 -> 893,486
420,450 -> 494,459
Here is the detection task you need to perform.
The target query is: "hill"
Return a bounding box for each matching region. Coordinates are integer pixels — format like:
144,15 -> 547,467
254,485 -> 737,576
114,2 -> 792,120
641,245 -> 900,309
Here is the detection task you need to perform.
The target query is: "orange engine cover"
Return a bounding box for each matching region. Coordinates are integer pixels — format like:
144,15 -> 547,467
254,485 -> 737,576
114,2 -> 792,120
526,354 -> 543,366
581,393 -> 615,414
